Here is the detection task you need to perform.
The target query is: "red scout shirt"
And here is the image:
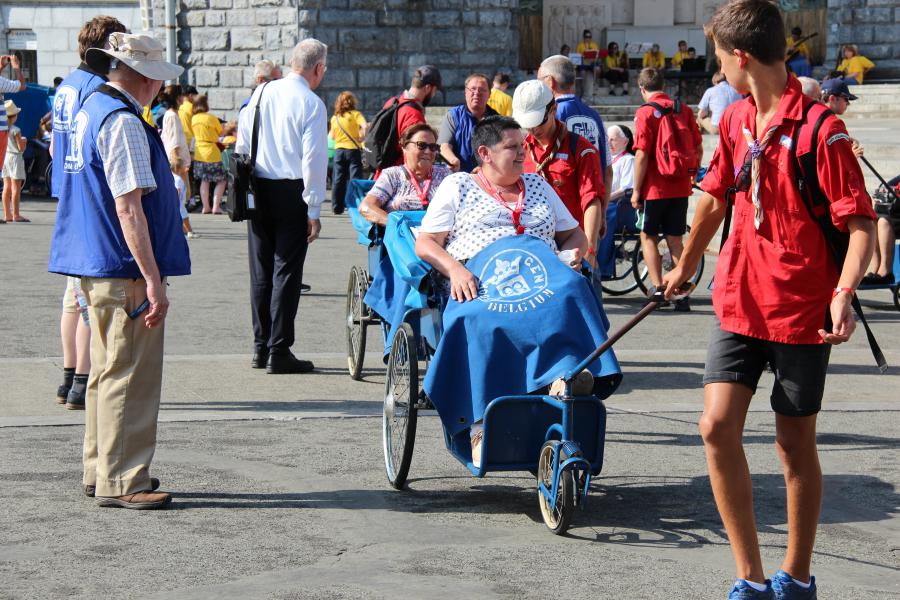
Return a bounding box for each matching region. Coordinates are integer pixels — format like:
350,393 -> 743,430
701,77 -> 876,344
522,120 -> 605,228
633,92 -> 702,200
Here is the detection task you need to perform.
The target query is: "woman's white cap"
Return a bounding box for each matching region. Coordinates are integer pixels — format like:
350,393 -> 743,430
512,80 -> 554,129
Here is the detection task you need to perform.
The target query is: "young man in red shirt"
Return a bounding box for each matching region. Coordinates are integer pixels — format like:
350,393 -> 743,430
663,1 -> 877,598
513,80 -> 606,264
382,65 -> 442,168
631,67 -> 703,310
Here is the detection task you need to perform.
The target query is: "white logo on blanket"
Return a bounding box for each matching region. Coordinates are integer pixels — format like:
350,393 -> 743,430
478,249 -> 555,312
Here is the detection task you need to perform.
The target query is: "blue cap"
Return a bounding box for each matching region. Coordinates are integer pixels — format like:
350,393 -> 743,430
821,78 -> 858,101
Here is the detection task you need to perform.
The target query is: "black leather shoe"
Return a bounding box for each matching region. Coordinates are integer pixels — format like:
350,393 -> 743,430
266,351 -> 314,374
251,349 -> 269,369
85,477 -> 160,498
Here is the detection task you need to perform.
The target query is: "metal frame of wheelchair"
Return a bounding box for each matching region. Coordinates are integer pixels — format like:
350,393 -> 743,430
600,224 -> 705,297
375,272 -> 609,536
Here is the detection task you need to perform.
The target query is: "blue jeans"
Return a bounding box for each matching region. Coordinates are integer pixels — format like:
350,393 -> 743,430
332,148 -> 363,213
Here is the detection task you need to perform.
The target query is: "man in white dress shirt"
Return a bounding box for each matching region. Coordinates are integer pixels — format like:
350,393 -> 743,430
236,39 -> 328,374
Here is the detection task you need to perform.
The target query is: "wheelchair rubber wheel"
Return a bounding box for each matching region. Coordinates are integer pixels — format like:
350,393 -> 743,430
537,440 -> 575,535
346,266 -> 368,380
894,285 -> 900,312
383,322 -> 418,490
633,226 -> 705,295
600,235 -> 641,296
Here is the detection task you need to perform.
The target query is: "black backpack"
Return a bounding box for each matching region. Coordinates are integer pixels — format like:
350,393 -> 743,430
720,98 -> 887,372
362,96 -> 422,170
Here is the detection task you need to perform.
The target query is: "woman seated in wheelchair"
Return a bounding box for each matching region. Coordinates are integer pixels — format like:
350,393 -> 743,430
359,123 -> 452,225
415,116 -> 620,467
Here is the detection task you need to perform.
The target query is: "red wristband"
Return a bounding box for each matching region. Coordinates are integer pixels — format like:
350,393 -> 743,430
586,246 -> 596,257
832,287 -> 854,301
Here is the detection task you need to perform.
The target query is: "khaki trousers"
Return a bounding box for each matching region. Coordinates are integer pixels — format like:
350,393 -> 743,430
81,277 -> 164,497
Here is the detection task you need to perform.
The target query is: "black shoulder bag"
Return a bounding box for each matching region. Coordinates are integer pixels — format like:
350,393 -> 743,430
227,82 -> 269,223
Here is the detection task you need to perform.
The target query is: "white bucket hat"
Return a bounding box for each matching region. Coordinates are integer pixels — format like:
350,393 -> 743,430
4,100 -> 20,117
86,32 -> 183,81
512,80 -> 555,129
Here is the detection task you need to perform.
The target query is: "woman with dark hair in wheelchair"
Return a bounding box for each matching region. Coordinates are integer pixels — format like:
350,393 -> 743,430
415,116 -> 617,466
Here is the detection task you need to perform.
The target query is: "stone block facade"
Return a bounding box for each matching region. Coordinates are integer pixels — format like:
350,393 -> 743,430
0,3 -> 144,86
826,0 -> 900,77
152,0 -> 521,119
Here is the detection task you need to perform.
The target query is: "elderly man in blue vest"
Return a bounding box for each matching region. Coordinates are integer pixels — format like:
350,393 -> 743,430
48,32 -> 190,510
438,73 -> 498,173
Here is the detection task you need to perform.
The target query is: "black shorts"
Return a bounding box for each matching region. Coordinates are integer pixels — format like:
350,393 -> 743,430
702,321 -> 831,416
641,197 -> 688,236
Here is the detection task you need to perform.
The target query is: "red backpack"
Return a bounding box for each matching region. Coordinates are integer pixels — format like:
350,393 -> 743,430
642,98 -> 698,179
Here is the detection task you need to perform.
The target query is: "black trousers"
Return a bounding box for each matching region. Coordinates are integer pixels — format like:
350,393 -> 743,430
332,148 -> 363,212
247,177 -> 308,353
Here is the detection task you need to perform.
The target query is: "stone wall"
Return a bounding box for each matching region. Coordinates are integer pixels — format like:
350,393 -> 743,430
826,0 -> 900,78
154,0 -> 521,120
0,2 -> 144,87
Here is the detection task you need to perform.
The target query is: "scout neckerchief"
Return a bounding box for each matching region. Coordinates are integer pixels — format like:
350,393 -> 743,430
475,171 -> 526,234
526,124 -> 565,181
404,165 -> 432,208
741,123 -> 780,229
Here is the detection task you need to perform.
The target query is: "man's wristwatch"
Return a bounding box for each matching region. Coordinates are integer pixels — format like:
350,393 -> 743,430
832,287 -> 854,301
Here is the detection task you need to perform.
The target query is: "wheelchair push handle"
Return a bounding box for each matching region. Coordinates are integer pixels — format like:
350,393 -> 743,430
565,281 -> 696,381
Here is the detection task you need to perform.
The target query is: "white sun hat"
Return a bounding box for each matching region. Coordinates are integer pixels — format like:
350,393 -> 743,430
86,32 -> 183,81
512,79 -> 555,129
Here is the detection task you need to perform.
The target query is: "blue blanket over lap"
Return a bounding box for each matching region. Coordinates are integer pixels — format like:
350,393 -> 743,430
423,235 -> 622,437
345,179 -> 376,245
363,211 -> 432,355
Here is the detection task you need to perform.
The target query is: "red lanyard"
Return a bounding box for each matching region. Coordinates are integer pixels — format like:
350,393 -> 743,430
404,166 -> 432,207
476,172 -> 526,234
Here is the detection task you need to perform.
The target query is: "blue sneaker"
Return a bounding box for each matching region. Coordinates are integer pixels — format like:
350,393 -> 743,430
771,570 -> 816,599
728,579 -> 775,599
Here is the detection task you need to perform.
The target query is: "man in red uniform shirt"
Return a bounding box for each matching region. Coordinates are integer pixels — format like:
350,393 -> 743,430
382,65 -> 442,168
631,67 -> 703,310
513,80 -> 605,264
663,1 -> 877,598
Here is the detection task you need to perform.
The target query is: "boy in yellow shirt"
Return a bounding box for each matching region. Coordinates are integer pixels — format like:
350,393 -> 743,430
839,44 -> 875,84
642,44 -> 666,69
576,29 -> 601,99
671,40 -> 690,69
487,72 -> 513,117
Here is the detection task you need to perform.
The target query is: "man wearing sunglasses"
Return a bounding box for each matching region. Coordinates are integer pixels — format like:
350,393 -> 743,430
515,81 -> 606,271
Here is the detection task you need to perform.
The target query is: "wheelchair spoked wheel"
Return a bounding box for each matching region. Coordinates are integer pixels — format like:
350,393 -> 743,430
536,440 -> 575,535
600,235 -> 641,296
346,266 -> 369,380
383,322 -> 419,490
633,226 -> 704,295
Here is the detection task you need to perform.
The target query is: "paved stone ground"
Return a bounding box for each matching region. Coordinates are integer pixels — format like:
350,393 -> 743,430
0,182 -> 898,598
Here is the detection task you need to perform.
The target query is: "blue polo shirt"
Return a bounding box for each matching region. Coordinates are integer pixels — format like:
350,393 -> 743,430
555,94 -> 609,178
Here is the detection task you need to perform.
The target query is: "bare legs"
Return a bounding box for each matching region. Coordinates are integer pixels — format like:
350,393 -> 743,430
200,180 -> 211,213
212,179 -> 226,214
700,382 -> 821,584
640,233 -> 684,290
869,217 -> 896,277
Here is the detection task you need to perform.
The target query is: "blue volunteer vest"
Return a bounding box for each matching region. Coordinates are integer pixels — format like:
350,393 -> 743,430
556,95 -> 610,180
48,85 -> 190,279
51,64 -> 107,199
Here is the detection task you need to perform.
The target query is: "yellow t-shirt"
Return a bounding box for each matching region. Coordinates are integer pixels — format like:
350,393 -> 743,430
605,52 -> 627,70
642,51 -> 666,69
329,110 -> 366,150
191,112 -> 223,163
179,100 -> 194,147
141,106 -> 156,127
786,37 -> 810,59
488,88 -> 513,117
576,41 -> 600,65
839,55 -> 875,84
671,50 -> 690,68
